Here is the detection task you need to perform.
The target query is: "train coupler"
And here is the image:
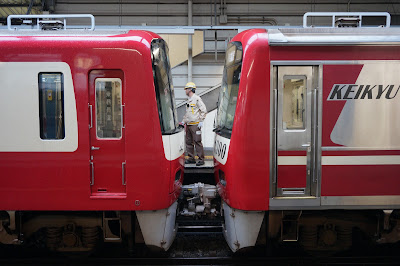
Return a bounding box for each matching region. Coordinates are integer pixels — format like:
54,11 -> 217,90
179,183 -> 219,218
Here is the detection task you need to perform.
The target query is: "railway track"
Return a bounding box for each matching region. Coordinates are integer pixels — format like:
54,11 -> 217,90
0,256 -> 400,266
1,232 -> 399,265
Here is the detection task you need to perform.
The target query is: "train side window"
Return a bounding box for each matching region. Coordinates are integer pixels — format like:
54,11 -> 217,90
282,76 -> 306,130
38,73 -> 65,139
95,78 -> 122,139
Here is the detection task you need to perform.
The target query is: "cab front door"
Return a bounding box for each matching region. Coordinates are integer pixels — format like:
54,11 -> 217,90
89,70 -> 126,196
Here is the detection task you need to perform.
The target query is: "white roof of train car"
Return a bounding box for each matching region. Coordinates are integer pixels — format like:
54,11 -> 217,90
268,28 -> 400,45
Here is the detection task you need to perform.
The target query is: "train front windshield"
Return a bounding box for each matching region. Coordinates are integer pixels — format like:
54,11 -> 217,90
151,39 -> 179,134
215,42 -> 242,138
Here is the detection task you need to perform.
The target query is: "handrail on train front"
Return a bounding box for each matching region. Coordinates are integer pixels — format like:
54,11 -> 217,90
7,14 -> 95,31
303,12 -> 391,28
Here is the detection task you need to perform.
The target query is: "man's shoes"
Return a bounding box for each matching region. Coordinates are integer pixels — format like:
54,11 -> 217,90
196,160 -> 205,166
185,159 -> 196,164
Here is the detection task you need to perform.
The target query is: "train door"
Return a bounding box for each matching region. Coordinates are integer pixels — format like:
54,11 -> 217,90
273,66 -> 318,197
89,70 -> 126,196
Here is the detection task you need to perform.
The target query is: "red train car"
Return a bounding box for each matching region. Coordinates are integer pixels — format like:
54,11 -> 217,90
0,16 -> 184,252
214,13 -> 400,252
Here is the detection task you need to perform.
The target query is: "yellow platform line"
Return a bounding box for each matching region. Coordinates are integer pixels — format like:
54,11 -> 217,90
185,155 -> 214,160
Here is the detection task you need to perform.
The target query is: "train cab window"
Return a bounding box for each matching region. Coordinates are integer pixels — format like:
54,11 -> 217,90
38,73 -> 65,139
151,39 -> 178,134
282,76 -> 306,130
215,42 -> 242,138
95,78 -> 122,139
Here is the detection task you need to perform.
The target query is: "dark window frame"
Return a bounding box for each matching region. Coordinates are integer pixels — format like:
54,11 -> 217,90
215,41 -> 243,139
282,75 -> 307,130
38,72 -> 65,140
151,39 -> 180,135
95,78 -> 123,139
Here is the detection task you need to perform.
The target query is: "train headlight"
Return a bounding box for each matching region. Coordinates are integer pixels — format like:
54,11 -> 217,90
219,169 -> 227,186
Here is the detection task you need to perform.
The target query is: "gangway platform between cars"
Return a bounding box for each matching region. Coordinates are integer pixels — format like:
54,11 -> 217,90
184,155 -> 214,174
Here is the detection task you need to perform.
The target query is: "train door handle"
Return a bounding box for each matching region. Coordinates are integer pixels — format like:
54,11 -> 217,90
122,104 -> 125,129
89,104 -> 93,129
302,143 -> 311,153
90,161 -> 94,185
91,146 -> 100,150
122,162 -> 126,185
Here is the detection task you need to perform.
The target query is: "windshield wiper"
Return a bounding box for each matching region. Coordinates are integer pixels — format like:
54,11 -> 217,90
221,126 -> 232,132
213,126 -> 232,133
213,126 -> 222,132
163,127 -> 182,135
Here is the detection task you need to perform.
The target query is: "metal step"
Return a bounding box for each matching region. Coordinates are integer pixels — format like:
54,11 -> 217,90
281,211 -> 302,242
103,211 -> 122,242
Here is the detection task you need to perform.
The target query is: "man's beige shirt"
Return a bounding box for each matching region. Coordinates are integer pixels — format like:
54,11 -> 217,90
183,94 -> 207,125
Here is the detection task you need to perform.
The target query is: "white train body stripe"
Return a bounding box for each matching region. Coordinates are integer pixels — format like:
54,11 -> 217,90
321,155 -> 400,165
278,155 -> 400,166
0,62 -> 78,152
278,156 -> 307,165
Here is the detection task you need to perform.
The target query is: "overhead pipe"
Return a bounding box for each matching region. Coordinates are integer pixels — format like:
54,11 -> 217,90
188,0 -> 193,82
26,0 -> 35,15
214,0 -> 217,26
228,16 -> 277,25
210,0 -> 213,25
214,0 -> 217,61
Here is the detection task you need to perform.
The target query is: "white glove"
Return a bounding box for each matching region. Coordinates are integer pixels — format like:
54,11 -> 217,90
198,122 -> 203,129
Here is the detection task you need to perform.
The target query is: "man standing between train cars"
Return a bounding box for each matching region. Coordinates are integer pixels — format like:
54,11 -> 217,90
180,82 -> 207,166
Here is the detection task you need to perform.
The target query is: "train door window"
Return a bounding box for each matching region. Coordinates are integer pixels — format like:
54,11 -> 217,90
282,76 -> 306,130
95,78 -> 122,139
38,73 -> 65,139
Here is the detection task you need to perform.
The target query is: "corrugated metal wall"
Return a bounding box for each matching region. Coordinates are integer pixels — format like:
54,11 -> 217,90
53,1 -> 400,26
